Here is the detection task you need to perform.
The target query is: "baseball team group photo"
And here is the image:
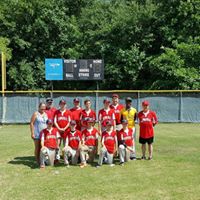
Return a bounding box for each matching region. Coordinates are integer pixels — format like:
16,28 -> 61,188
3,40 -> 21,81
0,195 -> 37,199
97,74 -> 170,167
0,0 -> 200,200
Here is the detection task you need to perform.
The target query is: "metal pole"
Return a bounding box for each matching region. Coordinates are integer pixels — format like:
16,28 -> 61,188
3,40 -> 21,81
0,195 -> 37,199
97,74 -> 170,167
1,52 -> 5,97
50,81 -> 53,98
95,81 -> 99,119
179,91 -> 183,122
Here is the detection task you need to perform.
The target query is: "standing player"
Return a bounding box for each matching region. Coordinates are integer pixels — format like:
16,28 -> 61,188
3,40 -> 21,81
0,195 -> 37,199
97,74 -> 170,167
110,94 -> 124,132
96,120 -> 118,167
40,119 -> 60,169
30,102 -> 48,165
98,99 -> 116,135
70,98 -> 82,131
120,97 -> 137,160
45,98 -> 57,121
79,118 -> 99,168
54,99 -> 71,161
118,119 -> 135,166
138,101 -> 158,160
63,120 -> 82,167
80,99 -> 96,131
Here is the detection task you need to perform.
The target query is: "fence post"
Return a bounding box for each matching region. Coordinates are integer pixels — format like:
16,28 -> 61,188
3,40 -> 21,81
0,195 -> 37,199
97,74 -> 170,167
137,91 -> 140,113
95,81 -> 99,120
179,91 -> 183,122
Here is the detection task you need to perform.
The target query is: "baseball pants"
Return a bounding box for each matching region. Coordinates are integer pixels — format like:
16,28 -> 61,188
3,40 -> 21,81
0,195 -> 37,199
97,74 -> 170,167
98,147 -> 114,166
63,146 -> 79,165
80,145 -> 96,164
40,147 -> 56,166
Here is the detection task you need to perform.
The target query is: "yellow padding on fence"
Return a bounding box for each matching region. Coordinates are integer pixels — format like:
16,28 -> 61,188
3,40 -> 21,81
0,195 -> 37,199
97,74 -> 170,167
0,90 -> 200,94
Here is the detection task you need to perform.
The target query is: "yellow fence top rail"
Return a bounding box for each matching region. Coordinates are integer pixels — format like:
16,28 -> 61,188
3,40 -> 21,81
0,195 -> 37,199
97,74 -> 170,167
0,90 -> 200,94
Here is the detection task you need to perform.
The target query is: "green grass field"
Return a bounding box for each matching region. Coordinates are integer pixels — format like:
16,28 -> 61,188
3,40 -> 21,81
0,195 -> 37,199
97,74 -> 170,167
0,124 -> 200,200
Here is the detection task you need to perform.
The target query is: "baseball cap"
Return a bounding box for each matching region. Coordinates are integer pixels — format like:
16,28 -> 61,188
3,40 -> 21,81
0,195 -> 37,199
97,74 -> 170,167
73,98 -> 80,103
70,120 -> 76,125
103,98 -> 111,104
112,94 -> 119,98
59,99 -> 66,104
121,119 -> 128,124
46,119 -> 53,125
46,98 -> 53,103
87,118 -> 94,123
106,120 -> 113,126
142,100 -> 149,106
125,97 -> 132,102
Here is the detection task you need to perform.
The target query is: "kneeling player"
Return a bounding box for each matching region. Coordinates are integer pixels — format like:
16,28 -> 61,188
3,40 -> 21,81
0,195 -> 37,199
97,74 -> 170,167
80,118 -> 99,168
118,119 -> 135,166
63,120 -> 82,167
96,120 -> 117,167
40,119 -> 60,169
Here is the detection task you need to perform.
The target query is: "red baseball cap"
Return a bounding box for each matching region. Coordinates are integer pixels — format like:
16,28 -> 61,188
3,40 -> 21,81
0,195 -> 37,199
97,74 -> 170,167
70,120 -> 76,125
59,99 -> 66,104
46,119 -> 53,125
106,120 -> 113,126
112,94 -> 119,98
142,100 -> 149,106
103,99 -> 111,104
73,98 -> 80,103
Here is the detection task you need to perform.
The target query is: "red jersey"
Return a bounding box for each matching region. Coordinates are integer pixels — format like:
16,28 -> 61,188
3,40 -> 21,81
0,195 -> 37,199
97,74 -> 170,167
80,109 -> 96,128
110,104 -> 124,125
102,130 -> 117,154
70,107 -> 82,130
65,130 -> 82,150
118,128 -> 134,147
54,109 -> 71,129
45,107 -> 57,121
98,108 -> 115,127
138,110 -> 158,138
40,127 -> 60,149
82,128 -> 98,146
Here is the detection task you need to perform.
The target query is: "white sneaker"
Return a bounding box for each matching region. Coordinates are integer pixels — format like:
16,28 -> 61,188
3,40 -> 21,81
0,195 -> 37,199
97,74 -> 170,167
109,164 -> 115,167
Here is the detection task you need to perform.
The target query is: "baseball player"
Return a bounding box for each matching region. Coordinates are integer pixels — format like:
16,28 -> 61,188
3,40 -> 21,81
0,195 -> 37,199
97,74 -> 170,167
138,100 -> 158,160
96,120 -> 118,167
54,99 -> 72,161
98,99 -> 116,135
120,97 -> 137,160
80,99 -> 96,131
40,119 -> 60,169
118,119 -> 135,166
45,97 -> 57,121
70,98 -> 82,131
63,120 -> 82,167
79,118 -> 99,168
110,94 -> 124,132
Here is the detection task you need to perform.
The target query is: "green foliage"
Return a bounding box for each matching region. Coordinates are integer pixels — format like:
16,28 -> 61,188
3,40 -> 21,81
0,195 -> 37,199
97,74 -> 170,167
0,0 -> 199,90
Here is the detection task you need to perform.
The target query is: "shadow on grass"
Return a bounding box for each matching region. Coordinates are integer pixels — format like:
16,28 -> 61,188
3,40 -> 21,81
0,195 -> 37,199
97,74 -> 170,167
8,156 -> 39,169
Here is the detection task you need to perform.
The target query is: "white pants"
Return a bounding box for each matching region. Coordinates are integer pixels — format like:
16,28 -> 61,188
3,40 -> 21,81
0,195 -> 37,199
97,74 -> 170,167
63,146 -> 79,165
40,147 -> 56,166
80,145 -> 96,164
98,147 -> 114,165
119,144 -> 131,163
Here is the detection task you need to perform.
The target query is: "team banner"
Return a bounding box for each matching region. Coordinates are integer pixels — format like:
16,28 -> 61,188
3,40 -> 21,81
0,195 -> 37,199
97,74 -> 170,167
45,59 -> 104,81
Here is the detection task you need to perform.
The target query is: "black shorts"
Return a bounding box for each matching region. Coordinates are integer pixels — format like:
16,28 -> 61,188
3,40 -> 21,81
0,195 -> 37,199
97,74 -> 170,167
139,137 -> 154,144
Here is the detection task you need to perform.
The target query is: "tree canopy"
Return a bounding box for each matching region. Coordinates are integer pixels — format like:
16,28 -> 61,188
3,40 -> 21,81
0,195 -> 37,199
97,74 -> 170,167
0,0 -> 199,90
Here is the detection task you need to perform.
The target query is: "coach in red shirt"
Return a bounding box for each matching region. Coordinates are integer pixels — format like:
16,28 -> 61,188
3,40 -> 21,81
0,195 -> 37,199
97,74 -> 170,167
138,100 -> 158,160
45,98 -> 57,121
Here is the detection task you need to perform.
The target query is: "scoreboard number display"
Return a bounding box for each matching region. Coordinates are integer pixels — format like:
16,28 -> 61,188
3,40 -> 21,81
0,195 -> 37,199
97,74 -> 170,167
45,59 -> 104,81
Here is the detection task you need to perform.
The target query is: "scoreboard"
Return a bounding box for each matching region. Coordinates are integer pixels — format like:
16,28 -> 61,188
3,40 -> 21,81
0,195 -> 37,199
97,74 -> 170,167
45,58 -> 104,81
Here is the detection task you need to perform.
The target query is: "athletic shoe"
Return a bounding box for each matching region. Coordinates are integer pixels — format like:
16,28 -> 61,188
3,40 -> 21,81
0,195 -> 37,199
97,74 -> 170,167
109,164 -> 115,167
130,157 -> 137,160
80,163 -> 87,168
119,162 -> 124,166
141,156 -> 146,160
96,164 -> 101,168
40,165 -> 45,170
148,157 -> 153,160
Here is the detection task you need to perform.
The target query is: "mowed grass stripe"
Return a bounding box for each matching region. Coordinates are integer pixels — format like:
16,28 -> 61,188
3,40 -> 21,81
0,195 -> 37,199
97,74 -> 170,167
0,124 -> 200,200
